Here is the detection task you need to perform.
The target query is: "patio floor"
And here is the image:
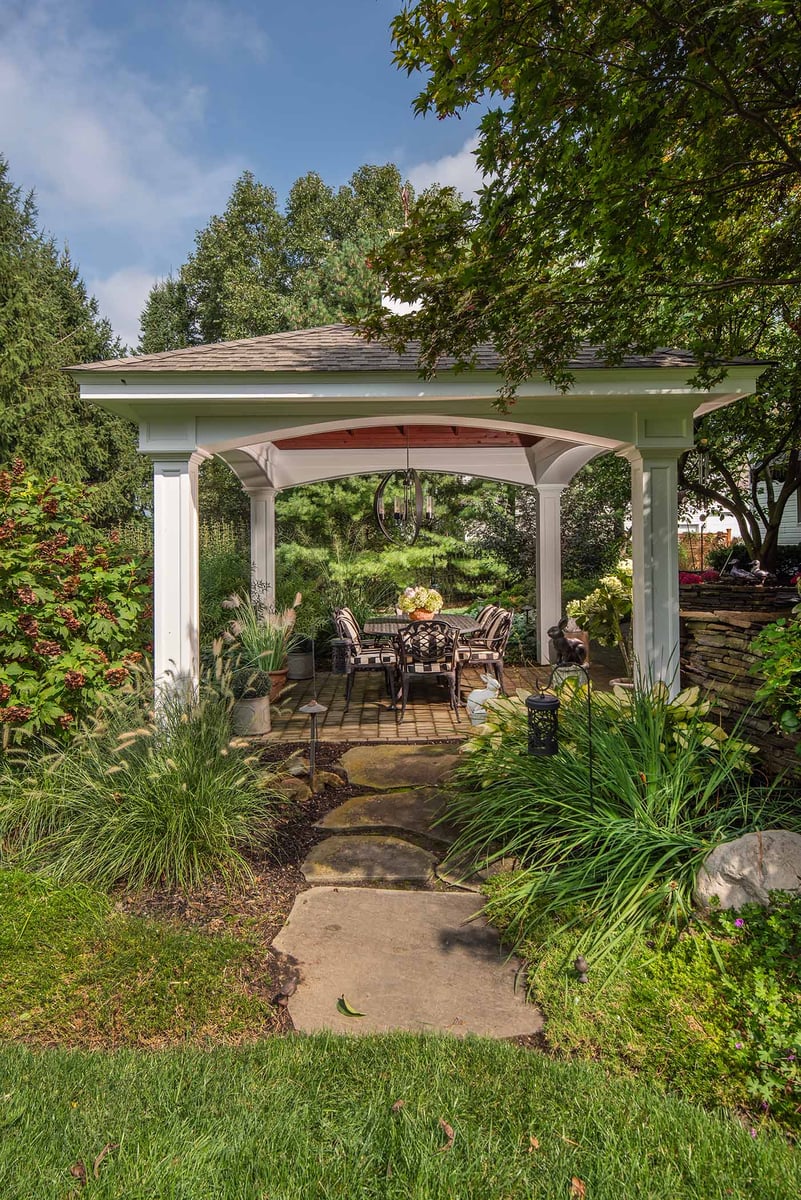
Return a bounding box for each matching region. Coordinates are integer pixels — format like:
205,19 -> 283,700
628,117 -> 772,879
267,656 -> 621,744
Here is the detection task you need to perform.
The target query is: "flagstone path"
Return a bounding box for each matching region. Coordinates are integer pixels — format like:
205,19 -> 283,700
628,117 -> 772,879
272,744 -> 542,1038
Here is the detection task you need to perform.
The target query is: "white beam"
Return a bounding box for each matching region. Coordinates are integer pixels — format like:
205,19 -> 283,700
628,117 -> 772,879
534,484 -> 566,664
248,487 -> 277,605
151,454 -> 201,695
630,450 -> 681,692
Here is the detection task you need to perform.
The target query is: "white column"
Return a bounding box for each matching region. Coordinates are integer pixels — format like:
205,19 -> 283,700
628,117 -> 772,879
248,487 -> 276,605
535,484 -> 565,663
630,450 -> 681,693
151,455 -> 200,695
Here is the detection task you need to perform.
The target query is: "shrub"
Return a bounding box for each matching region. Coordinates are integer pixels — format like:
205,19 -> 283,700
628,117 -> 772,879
566,560 -> 633,674
484,876 -> 801,1135
0,678 -> 284,890
199,520 -> 249,647
0,461 -> 150,743
446,682 -> 795,962
751,587 -> 801,744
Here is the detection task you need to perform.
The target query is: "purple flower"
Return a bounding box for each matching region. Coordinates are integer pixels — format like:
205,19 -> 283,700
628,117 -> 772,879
749,1128 -> 757,1138
733,918 -> 745,928
735,1042 -> 743,1050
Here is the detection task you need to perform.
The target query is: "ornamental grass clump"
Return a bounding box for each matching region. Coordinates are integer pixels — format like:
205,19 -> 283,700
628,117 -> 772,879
447,682 -> 798,964
222,590 -> 302,697
0,676 -> 284,891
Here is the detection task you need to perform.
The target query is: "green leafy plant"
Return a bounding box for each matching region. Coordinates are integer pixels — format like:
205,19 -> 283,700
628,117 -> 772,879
448,681 -> 793,963
751,588 -> 801,745
484,875 -> 801,1136
566,560 -> 633,675
0,461 -> 150,744
0,675 -> 284,890
714,898 -> 801,1122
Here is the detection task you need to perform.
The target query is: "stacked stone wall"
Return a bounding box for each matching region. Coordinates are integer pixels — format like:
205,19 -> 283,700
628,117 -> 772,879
679,585 -> 799,778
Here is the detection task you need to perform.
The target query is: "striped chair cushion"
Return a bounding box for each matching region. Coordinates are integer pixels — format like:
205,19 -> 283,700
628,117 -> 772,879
482,608 -> 513,651
334,607 -> 362,652
405,659 -> 453,674
352,648 -> 398,666
463,646 -> 501,664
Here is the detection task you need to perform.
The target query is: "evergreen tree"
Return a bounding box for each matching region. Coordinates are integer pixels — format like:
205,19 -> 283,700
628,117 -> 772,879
0,157 -> 148,524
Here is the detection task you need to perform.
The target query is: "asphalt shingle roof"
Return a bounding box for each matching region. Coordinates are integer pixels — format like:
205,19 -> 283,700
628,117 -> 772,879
67,323 -> 719,374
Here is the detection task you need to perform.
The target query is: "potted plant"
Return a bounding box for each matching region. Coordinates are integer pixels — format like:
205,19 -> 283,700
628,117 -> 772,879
223,591 -> 302,734
397,585 -> 444,620
566,560 -> 633,683
286,594 -> 327,680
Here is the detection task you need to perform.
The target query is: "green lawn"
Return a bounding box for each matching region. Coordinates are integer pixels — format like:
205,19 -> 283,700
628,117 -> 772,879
0,870 -> 278,1047
1,1035 -> 798,1200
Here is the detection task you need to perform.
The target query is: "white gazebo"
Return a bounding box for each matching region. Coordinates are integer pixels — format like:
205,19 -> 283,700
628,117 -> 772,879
68,325 -> 761,694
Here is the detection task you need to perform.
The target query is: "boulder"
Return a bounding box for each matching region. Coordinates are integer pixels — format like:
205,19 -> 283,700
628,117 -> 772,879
695,829 -> 801,911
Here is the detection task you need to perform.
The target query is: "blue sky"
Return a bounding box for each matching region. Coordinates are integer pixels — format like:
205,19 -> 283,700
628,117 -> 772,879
1,0 -> 482,347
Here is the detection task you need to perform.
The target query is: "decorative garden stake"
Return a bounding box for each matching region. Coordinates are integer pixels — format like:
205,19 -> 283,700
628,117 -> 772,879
299,700 -> 327,792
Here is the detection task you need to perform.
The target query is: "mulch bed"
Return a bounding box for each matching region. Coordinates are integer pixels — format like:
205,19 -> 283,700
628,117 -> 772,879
118,741 -> 370,946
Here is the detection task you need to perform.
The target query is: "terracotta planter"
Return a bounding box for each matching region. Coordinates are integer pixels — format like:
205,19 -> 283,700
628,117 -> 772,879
410,609 -> 436,621
231,695 -> 271,736
268,668 -> 289,701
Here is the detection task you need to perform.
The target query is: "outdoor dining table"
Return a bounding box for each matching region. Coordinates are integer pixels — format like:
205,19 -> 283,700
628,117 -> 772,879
363,613 -> 483,638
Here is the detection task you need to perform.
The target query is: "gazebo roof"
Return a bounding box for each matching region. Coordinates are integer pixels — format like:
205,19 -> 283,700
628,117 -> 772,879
69,323 -> 720,375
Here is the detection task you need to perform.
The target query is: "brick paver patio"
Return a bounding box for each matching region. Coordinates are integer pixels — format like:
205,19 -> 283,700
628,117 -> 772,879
268,659 -> 620,743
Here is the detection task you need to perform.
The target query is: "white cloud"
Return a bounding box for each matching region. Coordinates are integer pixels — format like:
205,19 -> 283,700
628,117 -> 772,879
88,267 -> 158,353
0,0 -> 241,251
407,135 -> 484,197
177,0 -> 270,61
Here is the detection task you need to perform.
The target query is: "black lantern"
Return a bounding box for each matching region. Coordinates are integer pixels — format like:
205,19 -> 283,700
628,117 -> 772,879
330,638 -> 350,674
526,689 -> 560,756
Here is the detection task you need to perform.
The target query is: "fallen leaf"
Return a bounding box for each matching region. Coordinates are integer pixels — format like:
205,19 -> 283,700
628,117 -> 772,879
438,1118 -> 455,1151
391,1099 -> 405,1113
93,1142 -> 119,1179
528,1135 -> 540,1152
336,994 -> 365,1017
570,1177 -> 586,1198
69,1160 -> 87,1186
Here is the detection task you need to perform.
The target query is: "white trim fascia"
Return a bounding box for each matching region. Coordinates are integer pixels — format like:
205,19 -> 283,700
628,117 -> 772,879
73,365 -> 760,408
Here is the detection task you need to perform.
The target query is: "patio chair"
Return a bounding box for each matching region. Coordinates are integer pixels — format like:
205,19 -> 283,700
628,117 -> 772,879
333,607 -> 398,707
395,620 -> 461,722
462,603 -> 501,641
456,607 -> 514,695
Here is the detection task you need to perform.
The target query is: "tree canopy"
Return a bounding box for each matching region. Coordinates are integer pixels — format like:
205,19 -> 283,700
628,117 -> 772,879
360,1 -> 801,566
367,0 -> 800,390
139,164 -> 410,351
0,158 -> 149,524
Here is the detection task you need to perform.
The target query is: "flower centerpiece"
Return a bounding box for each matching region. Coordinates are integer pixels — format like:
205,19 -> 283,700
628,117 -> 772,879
397,585 -> 444,621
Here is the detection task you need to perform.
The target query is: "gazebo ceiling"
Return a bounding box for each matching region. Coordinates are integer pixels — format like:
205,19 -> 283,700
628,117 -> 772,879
273,424 -> 540,450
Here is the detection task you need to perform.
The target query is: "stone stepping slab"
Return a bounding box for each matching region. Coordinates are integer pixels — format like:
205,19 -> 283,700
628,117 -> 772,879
339,744 -> 460,790
301,834 -> 435,886
315,789 -> 458,846
272,887 -> 541,1038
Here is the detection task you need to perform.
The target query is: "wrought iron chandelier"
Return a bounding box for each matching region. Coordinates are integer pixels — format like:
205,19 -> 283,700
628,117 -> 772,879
373,438 -> 434,545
